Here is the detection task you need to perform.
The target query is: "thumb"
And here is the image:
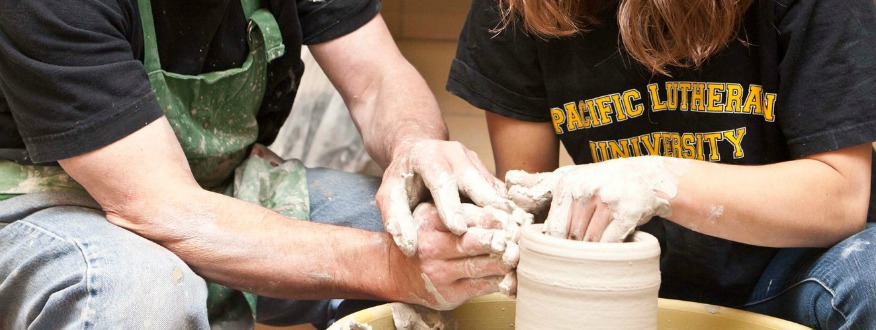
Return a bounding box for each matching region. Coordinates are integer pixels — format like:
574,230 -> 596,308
380,182 -> 422,256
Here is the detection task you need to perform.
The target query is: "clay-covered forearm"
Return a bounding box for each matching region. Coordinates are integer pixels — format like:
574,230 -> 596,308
668,145 -> 871,247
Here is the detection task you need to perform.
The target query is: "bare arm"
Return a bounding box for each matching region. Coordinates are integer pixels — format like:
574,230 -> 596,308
486,111 -> 560,179
309,14 -> 445,168
59,117 -> 504,308
309,14 -> 512,254
669,144 -> 871,247
487,110 -> 870,248
508,144 -> 872,248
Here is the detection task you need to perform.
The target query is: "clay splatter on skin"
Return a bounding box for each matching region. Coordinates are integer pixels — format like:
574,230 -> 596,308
307,272 -> 333,282
707,205 -> 724,224
420,273 -> 452,310
371,233 -> 385,246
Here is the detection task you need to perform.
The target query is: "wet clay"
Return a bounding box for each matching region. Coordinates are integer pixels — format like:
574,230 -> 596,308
515,225 -> 661,329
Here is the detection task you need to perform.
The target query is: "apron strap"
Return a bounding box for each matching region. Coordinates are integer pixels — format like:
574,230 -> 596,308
247,9 -> 286,62
137,0 -> 162,72
240,0 -> 259,18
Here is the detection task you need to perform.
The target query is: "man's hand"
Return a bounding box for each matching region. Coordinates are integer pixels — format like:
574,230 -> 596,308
387,202 -> 511,310
506,156 -> 686,242
377,139 -> 514,256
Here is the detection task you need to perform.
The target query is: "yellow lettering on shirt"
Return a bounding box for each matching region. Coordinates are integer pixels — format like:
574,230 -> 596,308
706,83 -> 725,112
550,107 -> 565,134
723,127 -> 747,159
648,83 -> 668,112
622,89 -> 644,117
564,102 -> 584,131
726,83 -> 744,112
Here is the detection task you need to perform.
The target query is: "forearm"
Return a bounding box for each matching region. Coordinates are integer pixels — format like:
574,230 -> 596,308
309,14 -> 448,168
668,147 -> 870,247
358,62 -> 448,167
112,187 -> 398,300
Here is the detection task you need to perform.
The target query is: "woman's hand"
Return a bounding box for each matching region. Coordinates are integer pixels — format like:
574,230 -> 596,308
506,156 -> 687,242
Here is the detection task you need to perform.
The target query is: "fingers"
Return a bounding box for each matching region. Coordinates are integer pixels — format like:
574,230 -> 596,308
432,276 -> 503,310
378,179 -> 422,256
460,203 -> 506,229
414,156 -> 468,235
460,275 -> 503,297
543,188 -> 573,238
423,147 -> 513,235
458,150 -> 514,212
506,170 -> 557,213
583,202 -> 612,242
456,227 -> 507,257
502,241 -> 519,268
499,272 -> 517,297
567,195 -> 597,241
429,179 -> 468,235
453,255 -> 508,280
600,218 -> 637,243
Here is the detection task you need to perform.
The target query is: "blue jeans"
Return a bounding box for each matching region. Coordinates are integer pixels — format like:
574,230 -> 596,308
744,223 -> 876,329
0,167 -> 383,330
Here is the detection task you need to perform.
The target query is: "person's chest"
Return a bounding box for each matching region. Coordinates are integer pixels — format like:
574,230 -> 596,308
537,6 -> 788,165
127,0 -> 249,75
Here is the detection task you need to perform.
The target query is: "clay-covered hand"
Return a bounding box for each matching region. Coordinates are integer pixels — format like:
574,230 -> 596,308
377,139 -> 514,256
388,203 -> 513,310
458,203 -> 532,297
506,156 -> 685,242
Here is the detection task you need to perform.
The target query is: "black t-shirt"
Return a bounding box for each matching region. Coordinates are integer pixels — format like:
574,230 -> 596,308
0,0 -> 379,163
448,0 -> 876,306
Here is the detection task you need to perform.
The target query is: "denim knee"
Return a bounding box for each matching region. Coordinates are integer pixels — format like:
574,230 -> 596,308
820,225 -> 876,329
306,167 -> 383,231
746,225 -> 876,330
0,205 -> 210,329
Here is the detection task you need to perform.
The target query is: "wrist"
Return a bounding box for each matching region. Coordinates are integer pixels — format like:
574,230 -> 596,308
367,232 -> 405,302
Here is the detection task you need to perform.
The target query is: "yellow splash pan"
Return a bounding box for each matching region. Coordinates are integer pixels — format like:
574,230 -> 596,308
329,293 -> 810,329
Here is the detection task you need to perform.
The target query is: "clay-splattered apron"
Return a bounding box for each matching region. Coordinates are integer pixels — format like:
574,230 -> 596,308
0,0 -> 309,327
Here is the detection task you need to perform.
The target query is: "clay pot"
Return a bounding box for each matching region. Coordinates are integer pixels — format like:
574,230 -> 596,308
515,225 -> 661,330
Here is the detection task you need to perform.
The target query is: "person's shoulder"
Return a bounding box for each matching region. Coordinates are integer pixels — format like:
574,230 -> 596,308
3,0 -> 131,14
1,0 -> 136,30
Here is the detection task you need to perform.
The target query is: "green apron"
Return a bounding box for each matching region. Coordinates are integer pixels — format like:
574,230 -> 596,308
0,0 -> 309,328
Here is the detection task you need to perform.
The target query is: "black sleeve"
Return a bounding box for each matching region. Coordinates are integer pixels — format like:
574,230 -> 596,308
446,0 -> 549,122
297,0 -> 381,45
0,0 -> 162,163
775,0 -> 876,158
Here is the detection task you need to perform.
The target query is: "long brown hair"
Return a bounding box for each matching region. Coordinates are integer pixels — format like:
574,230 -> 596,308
496,0 -> 754,76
